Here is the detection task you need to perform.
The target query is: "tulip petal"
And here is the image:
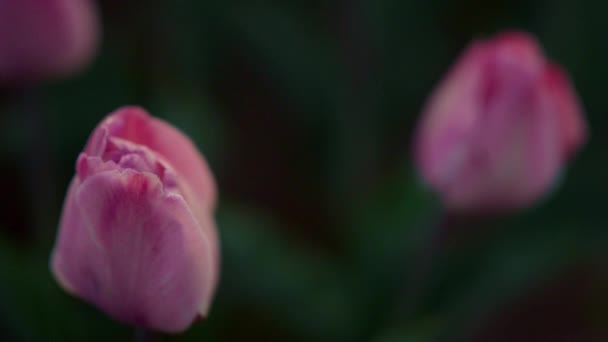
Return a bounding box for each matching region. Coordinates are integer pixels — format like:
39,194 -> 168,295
414,42 -> 488,189
414,31 -> 586,213
88,106 -> 221,303
94,106 -> 217,210
0,0 -> 98,82
542,63 -> 588,159
489,31 -> 545,71
52,178 -> 92,296
443,74 -> 561,211
53,169 -> 214,332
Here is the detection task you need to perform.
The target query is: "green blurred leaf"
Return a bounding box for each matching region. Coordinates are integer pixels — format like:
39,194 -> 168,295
209,203 -> 358,341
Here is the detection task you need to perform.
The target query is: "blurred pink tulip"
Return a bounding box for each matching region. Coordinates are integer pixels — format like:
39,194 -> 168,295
414,31 -> 587,213
51,106 -> 219,333
0,0 -> 99,83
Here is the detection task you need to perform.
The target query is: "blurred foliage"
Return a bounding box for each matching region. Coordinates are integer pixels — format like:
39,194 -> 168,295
0,0 -> 607,341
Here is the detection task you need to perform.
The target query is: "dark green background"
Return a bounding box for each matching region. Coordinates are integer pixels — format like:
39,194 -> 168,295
0,0 -> 606,341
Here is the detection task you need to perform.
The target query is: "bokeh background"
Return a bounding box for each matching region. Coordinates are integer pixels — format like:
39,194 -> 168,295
0,0 -> 607,341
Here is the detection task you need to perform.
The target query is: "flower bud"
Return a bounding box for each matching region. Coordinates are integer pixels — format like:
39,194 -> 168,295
413,31 -> 587,213
0,0 -> 99,83
51,106 -> 219,332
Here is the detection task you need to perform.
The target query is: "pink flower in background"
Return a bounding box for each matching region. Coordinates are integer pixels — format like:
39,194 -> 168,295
413,31 -> 587,213
0,0 -> 99,83
51,106 -> 219,333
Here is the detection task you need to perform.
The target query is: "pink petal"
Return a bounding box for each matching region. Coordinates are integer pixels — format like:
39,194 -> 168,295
87,106 -> 220,305
541,63 -> 588,159
0,0 -> 99,83
488,31 -> 545,70
51,178 -> 91,296
86,106 -> 217,211
414,41 -> 489,189
413,30 -> 586,213
52,170 -> 215,332
443,66 -> 561,211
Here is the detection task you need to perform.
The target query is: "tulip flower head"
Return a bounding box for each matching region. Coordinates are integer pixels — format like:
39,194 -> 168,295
51,107 -> 219,333
414,31 -> 587,213
0,0 -> 99,83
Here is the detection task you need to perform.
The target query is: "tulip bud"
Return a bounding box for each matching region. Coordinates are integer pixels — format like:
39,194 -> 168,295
51,106 -> 219,333
0,0 -> 99,83
413,31 -> 587,213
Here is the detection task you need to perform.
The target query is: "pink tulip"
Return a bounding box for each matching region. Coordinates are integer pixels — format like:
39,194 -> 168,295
51,106 -> 219,332
414,31 -> 587,213
0,0 -> 99,83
